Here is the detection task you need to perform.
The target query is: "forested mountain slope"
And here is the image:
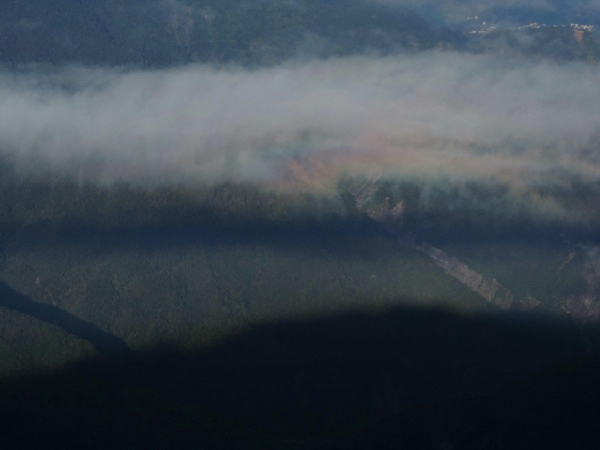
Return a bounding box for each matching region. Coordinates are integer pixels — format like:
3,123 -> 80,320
0,0 -> 459,66
4,0 -> 599,66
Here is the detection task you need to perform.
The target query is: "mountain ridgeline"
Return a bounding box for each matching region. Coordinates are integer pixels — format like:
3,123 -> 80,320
1,0 -> 599,67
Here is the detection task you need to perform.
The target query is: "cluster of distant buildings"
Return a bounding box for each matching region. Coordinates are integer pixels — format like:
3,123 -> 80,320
517,22 -> 595,31
569,24 -> 596,31
467,21 -> 595,35
468,27 -> 496,35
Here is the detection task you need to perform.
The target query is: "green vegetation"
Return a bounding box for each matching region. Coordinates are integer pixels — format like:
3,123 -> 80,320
0,306 -> 95,376
439,238 -> 589,310
0,166 -> 598,372
0,0 -> 456,67
477,26 -> 600,63
3,0 -> 599,68
0,173 -> 498,372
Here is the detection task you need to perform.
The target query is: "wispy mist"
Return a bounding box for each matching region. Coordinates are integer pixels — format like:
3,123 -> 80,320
0,53 -> 599,222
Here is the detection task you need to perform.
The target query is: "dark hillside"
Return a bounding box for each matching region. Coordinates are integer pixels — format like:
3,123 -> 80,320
0,306 -> 598,448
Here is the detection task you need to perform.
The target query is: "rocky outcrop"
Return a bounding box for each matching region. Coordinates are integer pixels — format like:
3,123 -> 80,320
562,246 -> 600,320
564,294 -> 600,321
558,251 -> 576,270
348,177 -> 516,311
170,5 -> 196,48
348,174 -> 381,210
519,296 -> 541,310
348,173 -> 403,232
399,234 -> 514,310
366,198 -> 405,233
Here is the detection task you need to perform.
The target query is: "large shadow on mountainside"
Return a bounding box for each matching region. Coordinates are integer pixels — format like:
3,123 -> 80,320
0,304 -> 599,449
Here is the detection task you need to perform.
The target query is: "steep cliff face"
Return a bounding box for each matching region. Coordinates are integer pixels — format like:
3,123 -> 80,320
347,174 -> 381,210
366,198 -> 405,234
170,4 -> 196,49
347,175 -> 404,233
563,247 -> 600,320
399,235 -> 514,310
348,177 -> 537,312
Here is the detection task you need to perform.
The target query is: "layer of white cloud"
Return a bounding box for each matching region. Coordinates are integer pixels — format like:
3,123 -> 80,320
0,53 -> 598,221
